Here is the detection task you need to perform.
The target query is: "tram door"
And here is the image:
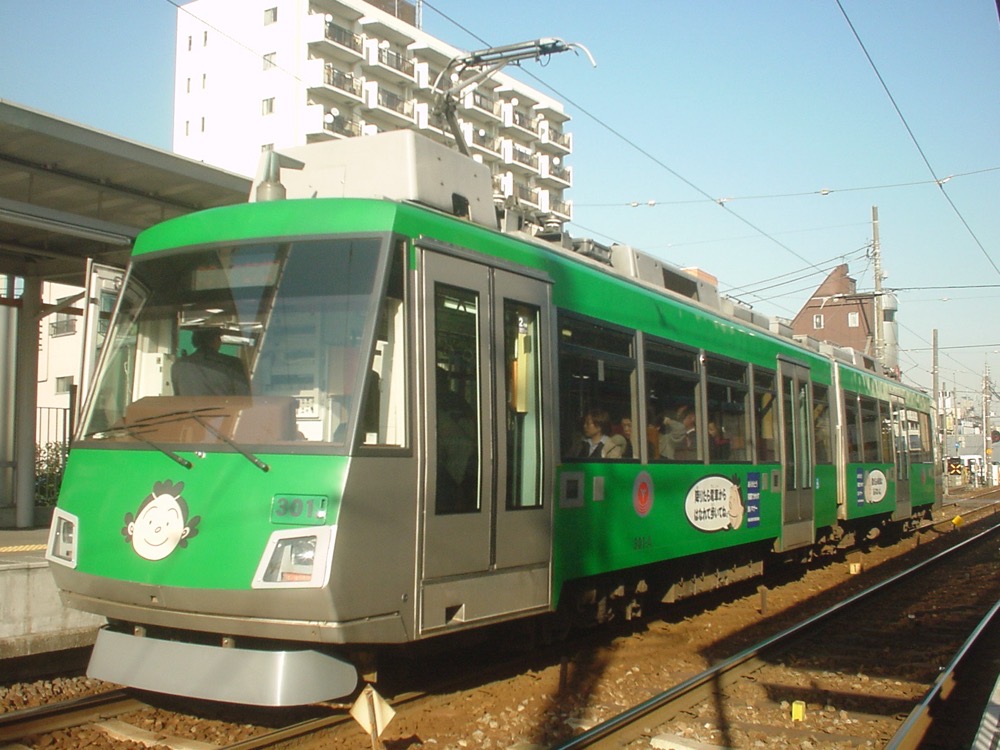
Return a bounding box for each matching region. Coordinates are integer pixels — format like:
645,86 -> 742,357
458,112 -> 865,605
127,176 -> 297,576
776,360 -> 815,551
418,249 -> 553,634
890,395 -> 912,521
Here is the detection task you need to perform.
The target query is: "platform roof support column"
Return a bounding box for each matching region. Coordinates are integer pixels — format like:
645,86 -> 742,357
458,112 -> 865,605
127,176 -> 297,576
14,276 -> 41,528
0,289 -> 15,520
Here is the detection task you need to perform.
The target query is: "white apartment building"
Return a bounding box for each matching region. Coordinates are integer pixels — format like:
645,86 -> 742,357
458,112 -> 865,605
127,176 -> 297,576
173,0 -> 573,220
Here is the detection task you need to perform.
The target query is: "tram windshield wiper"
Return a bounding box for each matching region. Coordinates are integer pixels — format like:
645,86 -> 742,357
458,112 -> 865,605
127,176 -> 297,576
85,425 -> 193,470
127,407 -> 270,473
189,414 -> 270,473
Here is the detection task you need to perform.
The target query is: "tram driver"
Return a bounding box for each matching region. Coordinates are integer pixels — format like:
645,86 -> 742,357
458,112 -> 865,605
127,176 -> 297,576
172,328 -> 251,397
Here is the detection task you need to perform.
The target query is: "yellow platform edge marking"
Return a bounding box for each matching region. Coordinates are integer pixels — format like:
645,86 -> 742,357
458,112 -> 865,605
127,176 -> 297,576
0,544 -> 47,552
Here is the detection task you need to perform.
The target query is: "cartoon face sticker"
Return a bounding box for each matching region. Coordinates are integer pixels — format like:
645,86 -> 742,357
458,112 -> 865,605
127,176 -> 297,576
727,474 -> 745,530
122,480 -> 200,561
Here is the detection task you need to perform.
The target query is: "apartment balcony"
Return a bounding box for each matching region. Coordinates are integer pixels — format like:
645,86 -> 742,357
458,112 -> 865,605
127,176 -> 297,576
502,141 -> 538,175
547,194 -> 572,221
463,90 -> 501,122
501,105 -> 538,139
309,18 -> 365,62
322,64 -> 364,101
372,46 -> 415,82
537,155 -> 572,188
537,122 -> 572,156
514,183 -> 539,209
469,128 -> 501,158
323,114 -> 362,139
364,84 -> 414,127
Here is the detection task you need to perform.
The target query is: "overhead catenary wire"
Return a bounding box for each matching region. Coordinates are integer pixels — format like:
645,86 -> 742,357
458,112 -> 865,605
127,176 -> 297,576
835,0 -> 1000,279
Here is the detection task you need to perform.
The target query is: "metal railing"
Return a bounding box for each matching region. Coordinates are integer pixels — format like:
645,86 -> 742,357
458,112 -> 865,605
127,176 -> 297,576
324,65 -> 362,97
324,22 -> 362,54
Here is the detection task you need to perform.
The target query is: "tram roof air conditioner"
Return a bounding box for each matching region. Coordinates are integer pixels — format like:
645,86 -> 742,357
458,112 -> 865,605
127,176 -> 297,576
249,130 -> 498,229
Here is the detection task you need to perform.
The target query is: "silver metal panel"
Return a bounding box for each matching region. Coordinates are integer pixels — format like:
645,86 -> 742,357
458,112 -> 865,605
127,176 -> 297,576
420,565 -> 549,633
88,627 -> 358,706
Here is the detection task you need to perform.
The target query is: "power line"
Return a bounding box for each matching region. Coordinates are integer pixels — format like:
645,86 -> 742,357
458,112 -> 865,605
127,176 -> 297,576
419,0 -> 829,275
575,166 -> 1000,208
835,0 -> 1000,278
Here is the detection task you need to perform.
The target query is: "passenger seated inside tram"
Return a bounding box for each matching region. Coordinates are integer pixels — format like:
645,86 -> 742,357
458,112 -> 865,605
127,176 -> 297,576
172,328 -> 250,397
578,408 -> 625,459
707,420 -> 731,460
617,416 -> 635,459
658,405 -> 696,460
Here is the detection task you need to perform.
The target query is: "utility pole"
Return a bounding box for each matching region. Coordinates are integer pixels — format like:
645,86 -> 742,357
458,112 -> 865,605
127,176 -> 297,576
933,329 -> 945,495
871,206 -> 884,372
985,362 -> 992,486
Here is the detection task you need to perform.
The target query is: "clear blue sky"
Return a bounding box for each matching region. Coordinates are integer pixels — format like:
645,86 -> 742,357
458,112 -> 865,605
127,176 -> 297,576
1,0 -> 998,406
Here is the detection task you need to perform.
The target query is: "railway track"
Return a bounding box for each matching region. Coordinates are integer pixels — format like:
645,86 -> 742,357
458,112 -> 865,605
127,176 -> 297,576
3,499 -> 997,749
553,520 -> 1000,749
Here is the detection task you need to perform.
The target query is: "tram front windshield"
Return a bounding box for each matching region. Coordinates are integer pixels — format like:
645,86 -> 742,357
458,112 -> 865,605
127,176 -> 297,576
81,236 -> 392,451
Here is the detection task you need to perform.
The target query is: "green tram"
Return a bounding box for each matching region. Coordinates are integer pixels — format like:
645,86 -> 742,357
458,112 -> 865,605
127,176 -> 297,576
46,131 -> 937,705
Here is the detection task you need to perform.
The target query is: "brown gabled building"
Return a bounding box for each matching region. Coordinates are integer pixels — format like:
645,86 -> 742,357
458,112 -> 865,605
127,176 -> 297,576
790,264 -> 899,376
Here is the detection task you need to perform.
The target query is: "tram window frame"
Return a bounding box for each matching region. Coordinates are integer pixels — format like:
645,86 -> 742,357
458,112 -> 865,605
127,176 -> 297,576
858,395 -> 881,463
843,391 -> 861,463
812,383 -> 834,464
358,239 -> 408,450
879,399 -> 894,464
704,355 -> 749,463
645,337 -> 701,463
752,368 -> 778,464
558,313 -> 637,462
916,410 -> 932,463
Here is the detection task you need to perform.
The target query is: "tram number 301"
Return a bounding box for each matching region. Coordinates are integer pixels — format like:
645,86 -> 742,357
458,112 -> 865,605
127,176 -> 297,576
270,495 -> 329,526
632,535 -> 653,551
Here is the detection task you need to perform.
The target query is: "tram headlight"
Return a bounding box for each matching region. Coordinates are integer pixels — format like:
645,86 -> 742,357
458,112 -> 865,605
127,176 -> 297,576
252,526 -> 333,588
266,536 -> 316,582
46,508 -> 79,568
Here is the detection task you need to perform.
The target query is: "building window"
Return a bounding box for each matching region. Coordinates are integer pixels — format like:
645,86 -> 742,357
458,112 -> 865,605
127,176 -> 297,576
56,376 -> 75,395
187,35 -> 192,51
203,30 -> 208,46
264,7 -> 278,24
186,77 -> 191,93
50,309 -> 77,337
263,52 -> 276,70
262,97 -> 275,115
847,311 -> 860,328
200,117 -> 206,132
185,120 -> 190,136
813,313 -> 824,330
202,73 -> 207,89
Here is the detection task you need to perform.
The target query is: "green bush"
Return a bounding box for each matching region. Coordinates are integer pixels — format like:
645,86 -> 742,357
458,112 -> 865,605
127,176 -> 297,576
35,441 -> 68,506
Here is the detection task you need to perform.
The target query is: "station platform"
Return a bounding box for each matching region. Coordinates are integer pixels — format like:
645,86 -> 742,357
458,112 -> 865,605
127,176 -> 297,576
0,525 -> 102,659
975,673 -> 1000,750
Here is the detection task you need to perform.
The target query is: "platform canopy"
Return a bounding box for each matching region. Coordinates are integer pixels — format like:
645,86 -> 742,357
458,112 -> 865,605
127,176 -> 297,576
0,99 -> 251,283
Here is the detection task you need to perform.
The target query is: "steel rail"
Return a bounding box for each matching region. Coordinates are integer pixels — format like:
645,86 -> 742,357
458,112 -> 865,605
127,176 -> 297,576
553,520 -> 1000,749
884,597 -> 1000,750
0,689 -> 141,741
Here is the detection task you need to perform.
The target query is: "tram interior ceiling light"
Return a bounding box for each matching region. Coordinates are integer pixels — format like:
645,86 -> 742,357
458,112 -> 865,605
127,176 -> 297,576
0,204 -> 134,246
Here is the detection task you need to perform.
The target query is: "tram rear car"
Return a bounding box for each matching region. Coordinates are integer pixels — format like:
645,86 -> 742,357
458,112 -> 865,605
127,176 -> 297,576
46,132 -> 937,705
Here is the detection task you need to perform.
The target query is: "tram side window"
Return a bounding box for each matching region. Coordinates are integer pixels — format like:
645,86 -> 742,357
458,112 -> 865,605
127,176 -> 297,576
880,400 -> 894,464
505,300 -> 543,508
859,395 -> 881,462
361,243 -> 406,447
558,315 -> 636,461
705,356 -> 749,462
844,391 -> 861,462
646,338 -> 700,462
434,284 -> 481,514
753,369 -> 778,463
916,411 -> 932,463
812,384 -> 833,464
